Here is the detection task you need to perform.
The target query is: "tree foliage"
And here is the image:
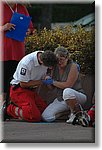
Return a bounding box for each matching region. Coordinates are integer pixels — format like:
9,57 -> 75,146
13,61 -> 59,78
25,25 -> 95,74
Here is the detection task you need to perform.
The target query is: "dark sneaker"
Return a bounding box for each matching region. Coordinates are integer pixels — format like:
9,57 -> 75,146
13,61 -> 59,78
2,101 -> 11,121
66,103 -> 84,125
75,111 -> 90,127
66,113 -> 82,125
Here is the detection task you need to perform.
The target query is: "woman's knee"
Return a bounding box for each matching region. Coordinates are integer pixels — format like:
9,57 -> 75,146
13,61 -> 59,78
63,88 -> 76,101
42,109 -> 55,122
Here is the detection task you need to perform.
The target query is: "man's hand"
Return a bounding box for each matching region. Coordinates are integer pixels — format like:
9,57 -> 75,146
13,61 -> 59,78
42,78 -> 53,85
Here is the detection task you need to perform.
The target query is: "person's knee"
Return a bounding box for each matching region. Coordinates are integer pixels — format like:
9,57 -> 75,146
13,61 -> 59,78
23,107 -> 41,122
42,110 -> 55,122
63,88 -> 76,101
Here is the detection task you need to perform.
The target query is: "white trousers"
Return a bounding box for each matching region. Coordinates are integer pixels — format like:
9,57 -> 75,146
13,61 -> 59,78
42,88 -> 87,122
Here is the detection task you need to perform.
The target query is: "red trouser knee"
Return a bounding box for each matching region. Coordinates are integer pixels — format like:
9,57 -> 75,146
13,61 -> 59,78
8,86 -> 47,122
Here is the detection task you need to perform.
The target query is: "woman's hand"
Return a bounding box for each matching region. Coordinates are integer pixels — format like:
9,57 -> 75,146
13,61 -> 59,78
3,23 -> 16,31
44,75 -> 52,80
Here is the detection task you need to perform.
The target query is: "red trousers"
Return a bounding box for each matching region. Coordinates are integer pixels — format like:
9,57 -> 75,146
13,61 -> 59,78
7,86 -> 47,122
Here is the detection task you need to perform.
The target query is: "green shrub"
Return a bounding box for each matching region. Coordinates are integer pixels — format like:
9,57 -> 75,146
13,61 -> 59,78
25,25 -> 95,74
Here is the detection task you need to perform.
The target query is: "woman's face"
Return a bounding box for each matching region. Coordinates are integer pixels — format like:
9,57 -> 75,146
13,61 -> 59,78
56,55 -> 68,68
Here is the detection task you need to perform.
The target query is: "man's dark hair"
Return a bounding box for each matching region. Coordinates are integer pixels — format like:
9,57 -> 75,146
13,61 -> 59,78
40,50 -> 58,67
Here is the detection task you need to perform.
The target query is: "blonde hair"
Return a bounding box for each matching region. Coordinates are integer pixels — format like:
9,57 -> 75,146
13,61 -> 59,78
54,46 -> 69,58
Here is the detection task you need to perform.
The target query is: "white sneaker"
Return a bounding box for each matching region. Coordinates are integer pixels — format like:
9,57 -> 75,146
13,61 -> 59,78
66,113 -> 76,123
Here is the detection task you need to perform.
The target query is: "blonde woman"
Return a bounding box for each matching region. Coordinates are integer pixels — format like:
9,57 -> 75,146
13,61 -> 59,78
42,46 -> 87,124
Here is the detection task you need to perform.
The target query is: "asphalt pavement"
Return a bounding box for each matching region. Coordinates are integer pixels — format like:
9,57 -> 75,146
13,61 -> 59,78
1,120 -> 95,143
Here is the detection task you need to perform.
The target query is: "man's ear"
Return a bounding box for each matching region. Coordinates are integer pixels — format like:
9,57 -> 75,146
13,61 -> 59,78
38,52 -> 43,64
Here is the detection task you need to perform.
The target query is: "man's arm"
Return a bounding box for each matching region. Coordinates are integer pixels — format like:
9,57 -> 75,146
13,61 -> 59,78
20,80 -> 42,88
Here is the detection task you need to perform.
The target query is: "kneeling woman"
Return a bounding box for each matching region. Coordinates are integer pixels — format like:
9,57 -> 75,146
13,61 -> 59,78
42,46 -> 87,123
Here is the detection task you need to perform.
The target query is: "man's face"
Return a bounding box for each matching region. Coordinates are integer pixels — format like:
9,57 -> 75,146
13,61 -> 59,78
42,62 -> 53,69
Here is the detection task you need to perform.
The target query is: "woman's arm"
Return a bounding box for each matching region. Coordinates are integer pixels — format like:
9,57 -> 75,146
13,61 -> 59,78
53,63 -> 79,89
0,23 -> 15,32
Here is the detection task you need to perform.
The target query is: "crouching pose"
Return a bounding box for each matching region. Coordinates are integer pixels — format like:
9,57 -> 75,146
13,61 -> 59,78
3,50 -> 57,122
42,46 -> 87,124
